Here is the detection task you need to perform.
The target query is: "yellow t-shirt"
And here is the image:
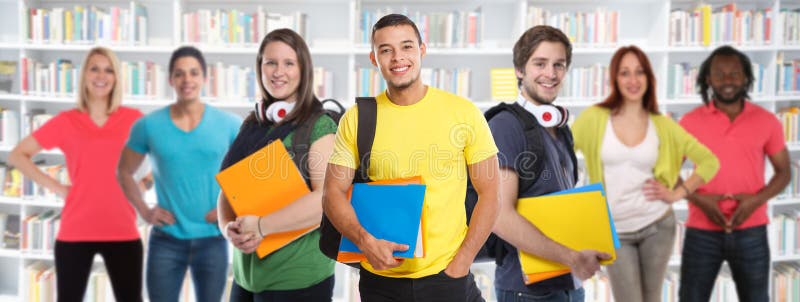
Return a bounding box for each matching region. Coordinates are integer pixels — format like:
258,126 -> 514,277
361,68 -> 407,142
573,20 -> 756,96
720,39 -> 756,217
329,86 -> 498,278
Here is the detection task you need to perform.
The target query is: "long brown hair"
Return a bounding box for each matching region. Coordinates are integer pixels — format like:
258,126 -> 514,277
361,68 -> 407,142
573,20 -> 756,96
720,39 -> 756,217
254,28 -> 321,125
598,45 -> 659,114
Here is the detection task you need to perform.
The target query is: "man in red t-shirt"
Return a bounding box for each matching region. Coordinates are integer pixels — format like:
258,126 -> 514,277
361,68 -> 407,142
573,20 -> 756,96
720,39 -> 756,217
679,45 -> 791,302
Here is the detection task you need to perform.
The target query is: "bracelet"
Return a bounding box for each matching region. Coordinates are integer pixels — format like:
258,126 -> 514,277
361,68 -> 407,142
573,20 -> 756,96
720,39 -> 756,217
680,183 -> 691,197
257,216 -> 265,238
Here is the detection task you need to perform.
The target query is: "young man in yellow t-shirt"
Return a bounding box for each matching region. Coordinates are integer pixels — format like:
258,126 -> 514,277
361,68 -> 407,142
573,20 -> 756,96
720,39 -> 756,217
323,14 -> 500,302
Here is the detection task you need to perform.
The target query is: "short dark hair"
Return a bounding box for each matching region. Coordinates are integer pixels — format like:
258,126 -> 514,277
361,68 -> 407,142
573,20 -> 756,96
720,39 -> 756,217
696,45 -> 754,104
371,14 -> 423,46
169,46 -> 207,77
513,25 -> 572,86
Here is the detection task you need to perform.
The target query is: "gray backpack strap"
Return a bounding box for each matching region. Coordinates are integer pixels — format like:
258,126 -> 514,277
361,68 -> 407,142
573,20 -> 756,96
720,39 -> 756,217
290,111 -> 324,187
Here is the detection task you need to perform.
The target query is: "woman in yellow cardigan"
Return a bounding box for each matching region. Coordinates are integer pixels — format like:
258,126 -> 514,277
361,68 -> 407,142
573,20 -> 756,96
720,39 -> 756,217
572,45 -> 719,302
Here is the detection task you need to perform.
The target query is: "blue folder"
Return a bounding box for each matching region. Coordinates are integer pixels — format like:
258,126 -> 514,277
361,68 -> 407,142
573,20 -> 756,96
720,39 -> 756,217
339,183 -> 426,259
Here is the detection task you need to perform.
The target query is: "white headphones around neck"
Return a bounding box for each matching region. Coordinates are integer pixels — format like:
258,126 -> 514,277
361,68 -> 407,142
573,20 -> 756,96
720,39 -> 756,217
255,100 -> 296,124
517,95 -> 569,128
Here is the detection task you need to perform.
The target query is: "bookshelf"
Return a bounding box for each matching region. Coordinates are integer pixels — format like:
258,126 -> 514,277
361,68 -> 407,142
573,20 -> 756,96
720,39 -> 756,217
0,0 -> 799,301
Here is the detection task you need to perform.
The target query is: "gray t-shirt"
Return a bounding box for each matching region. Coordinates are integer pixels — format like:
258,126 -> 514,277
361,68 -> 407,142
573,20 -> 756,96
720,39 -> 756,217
489,110 -> 577,294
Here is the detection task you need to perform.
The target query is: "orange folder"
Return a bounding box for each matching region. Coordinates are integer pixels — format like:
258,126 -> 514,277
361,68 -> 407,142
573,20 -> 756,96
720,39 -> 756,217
215,139 -> 313,259
336,176 -> 427,264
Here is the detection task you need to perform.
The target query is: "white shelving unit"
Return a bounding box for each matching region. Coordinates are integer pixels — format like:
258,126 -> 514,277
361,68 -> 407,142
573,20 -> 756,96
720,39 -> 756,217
0,0 -> 798,301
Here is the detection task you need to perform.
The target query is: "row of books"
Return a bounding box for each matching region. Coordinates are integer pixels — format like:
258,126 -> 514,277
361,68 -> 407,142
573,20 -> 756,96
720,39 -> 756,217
0,61 -> 15,94
773,212 -> 800,256
202,63 -> 258,102
669,4 -> 772,47
18,57 -> 335,101
357,67 -> 471,98
203,65 -> 332,101
20,57 -> 168,99
774,265 -> 800,302
2,164 -> 69,201
776,52 -> 800,95
558,64 -> 610,99
779,109 -> 800,146
20,210 -> 59,252
0,212 -> 20,249
183,8 -> 307,46
527,7 -> 619,48
25,262 -> 55,302
667,62 -> 765,98
781,9 -> 800,45
24,2 -> 148,45
356,9 -> 482,48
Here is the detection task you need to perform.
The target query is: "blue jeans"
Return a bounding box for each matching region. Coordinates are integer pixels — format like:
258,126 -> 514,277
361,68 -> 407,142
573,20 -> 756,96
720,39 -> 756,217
679,226 -> 769,302
146,228 -> 229,302
496,287 -> 584,302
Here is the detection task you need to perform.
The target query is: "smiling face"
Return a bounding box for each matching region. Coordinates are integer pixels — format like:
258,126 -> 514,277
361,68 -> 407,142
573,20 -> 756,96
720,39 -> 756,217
708,55 -> 747,104
516,41 -> 567,105
169,56 -> 205,102
616,52 -> 648,104
370,24 -> 426,91
260,41 -> 301,102
84,54 -> 116,102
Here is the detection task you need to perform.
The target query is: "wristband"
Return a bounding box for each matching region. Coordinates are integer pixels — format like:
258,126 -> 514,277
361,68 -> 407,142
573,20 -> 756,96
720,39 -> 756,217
257,216 -> 265,238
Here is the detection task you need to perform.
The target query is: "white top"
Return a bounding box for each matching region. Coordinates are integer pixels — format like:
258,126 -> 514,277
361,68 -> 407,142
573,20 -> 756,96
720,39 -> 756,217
601,118 -> 669,233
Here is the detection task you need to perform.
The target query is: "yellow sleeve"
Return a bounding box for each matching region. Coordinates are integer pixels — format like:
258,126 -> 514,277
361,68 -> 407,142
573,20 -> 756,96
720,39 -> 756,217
328,106 -> 359,169
571,107 -> 590,153
464,105 -> 499,165
670,117 -> 720,182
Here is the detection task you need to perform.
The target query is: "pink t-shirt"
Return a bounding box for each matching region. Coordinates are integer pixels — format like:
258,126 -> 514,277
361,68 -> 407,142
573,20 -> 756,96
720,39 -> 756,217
680,101 -> 785,231
33,107 -> 143,241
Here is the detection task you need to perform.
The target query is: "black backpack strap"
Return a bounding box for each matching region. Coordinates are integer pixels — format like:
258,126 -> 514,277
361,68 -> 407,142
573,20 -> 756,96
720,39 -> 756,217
290,110 -> 324,186
558,126 -> 579,185
354,97 -> 377,183
319,97 -> 377,267
489,103 -> 546,193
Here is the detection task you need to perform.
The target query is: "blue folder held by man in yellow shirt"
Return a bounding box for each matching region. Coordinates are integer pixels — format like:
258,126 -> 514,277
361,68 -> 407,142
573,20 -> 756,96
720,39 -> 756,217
336,176 -> 427,264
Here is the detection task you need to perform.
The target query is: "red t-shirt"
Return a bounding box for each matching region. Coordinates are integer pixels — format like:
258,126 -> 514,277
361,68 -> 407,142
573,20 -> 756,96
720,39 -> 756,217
33,107 -> 143,241
680,101 -> 785,231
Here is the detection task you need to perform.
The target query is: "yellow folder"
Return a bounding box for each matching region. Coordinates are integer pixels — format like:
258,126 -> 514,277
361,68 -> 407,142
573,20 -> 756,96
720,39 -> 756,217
215,139 -> 313,259
517,190 -> 616,284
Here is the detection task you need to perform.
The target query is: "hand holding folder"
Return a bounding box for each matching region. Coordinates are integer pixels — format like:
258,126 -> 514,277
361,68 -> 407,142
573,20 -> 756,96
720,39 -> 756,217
337,177 -> 427,265
215,139 -> 314,259
516,183 -> 618,284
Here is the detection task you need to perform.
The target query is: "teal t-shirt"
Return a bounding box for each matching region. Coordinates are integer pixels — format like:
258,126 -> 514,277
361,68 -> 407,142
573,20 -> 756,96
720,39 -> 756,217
126,104 -> 241,239
234,115 -> 337,291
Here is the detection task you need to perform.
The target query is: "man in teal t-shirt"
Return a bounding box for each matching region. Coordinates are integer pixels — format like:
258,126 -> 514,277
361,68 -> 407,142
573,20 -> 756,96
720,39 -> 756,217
117,46 -> 241,302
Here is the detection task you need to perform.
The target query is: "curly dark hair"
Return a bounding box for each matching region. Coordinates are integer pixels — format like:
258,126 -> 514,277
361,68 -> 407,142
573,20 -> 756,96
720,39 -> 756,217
696,45 -> 754,104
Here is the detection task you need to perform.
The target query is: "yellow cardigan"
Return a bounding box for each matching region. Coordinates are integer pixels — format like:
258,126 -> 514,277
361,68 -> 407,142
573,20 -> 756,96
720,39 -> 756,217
572,105 -> 719,189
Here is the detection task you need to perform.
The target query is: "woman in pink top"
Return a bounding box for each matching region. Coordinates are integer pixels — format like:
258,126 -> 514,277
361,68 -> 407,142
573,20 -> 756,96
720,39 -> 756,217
9,47 -> 144,302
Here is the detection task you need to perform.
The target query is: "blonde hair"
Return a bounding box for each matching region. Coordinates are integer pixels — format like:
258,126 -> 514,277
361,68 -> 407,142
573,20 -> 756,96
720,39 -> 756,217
76,47 -> 123,113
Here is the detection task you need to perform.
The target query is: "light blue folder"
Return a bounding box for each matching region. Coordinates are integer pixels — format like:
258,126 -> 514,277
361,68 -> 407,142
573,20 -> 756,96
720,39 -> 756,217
546,183 -> 620,248
339,183 -> 426,259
